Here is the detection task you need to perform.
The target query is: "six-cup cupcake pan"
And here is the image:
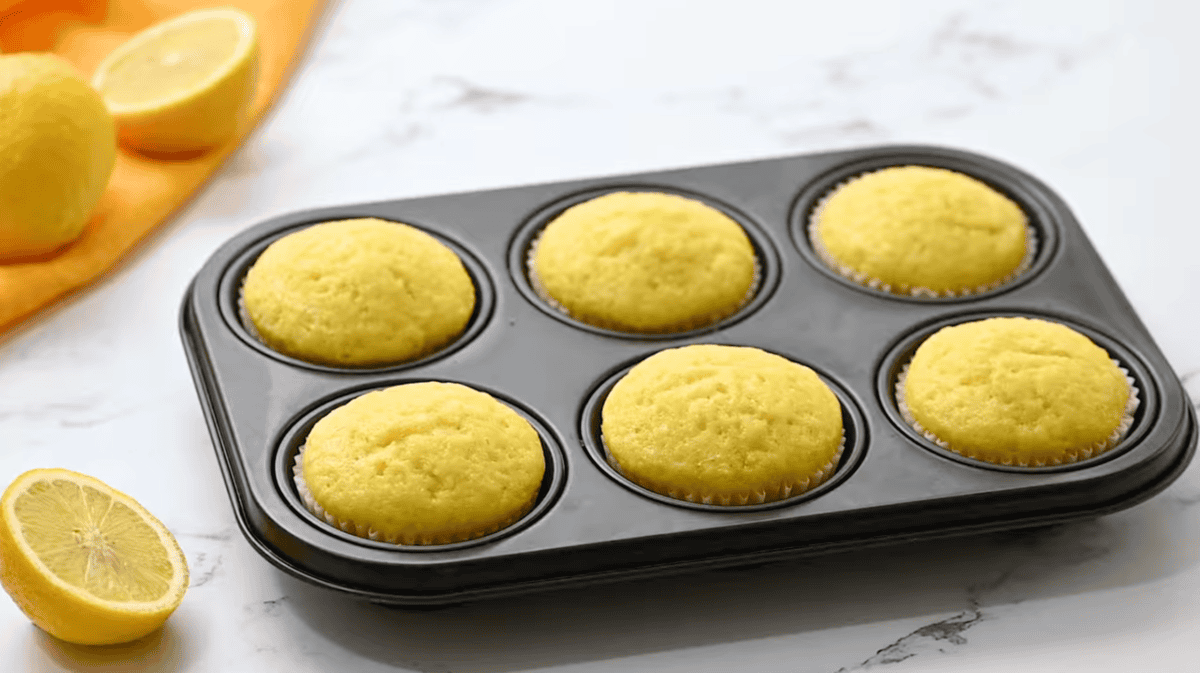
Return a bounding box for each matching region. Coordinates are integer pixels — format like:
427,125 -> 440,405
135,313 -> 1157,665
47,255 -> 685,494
180,145 -> 1196,605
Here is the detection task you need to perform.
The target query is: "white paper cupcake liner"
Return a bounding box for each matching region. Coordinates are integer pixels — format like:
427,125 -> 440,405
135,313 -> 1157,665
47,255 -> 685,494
807,168 -> 1038,298
236,282 -> 266,342
601,431 -> 846,506
894,359 -> 1140,467
293,446 -> 536,545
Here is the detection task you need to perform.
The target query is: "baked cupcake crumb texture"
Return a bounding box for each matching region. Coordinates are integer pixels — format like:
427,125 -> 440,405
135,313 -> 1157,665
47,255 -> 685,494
241,217 -> 475,367
809,165 -> 1035,297
601,344 -> 845,505
896,317 -> 1139,467
295,382 -> 545,545
530,191 -> 758,333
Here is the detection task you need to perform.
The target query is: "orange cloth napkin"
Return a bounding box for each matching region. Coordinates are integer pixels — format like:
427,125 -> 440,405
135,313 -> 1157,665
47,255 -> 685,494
0,0 -> 326,336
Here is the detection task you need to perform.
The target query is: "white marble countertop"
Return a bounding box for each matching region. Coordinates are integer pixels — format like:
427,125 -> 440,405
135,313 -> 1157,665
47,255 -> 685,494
3,0 -> 1199,670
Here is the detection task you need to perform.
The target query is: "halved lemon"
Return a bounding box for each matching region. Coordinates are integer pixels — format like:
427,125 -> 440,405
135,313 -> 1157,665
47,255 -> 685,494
0,469 -> 189,645
91,6 -> 259,154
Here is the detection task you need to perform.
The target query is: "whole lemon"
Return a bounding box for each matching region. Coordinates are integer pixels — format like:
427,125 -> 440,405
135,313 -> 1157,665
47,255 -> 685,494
0,53 -> 116,260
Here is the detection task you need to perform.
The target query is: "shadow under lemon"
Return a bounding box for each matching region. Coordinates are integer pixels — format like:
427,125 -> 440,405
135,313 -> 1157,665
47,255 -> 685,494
33,621 -> 192,673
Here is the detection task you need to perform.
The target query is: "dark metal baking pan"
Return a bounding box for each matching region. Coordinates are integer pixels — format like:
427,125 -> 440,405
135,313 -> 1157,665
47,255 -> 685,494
180,144 -> 1196,605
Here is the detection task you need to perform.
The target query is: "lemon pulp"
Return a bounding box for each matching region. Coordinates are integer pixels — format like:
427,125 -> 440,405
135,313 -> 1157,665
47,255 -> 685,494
100,18 -> 243,109
15,479 -> 174,602
91,7 -> 259,153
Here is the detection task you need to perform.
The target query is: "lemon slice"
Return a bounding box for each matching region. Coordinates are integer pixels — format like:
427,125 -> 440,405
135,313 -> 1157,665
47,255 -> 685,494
91,7 -> 259,154
0,469 -> 188,645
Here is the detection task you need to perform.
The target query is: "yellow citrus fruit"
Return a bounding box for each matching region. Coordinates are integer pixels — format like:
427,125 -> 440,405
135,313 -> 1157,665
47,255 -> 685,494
0,469 -> 189,645
91,7 -> 259,154
0,53 -> 116,260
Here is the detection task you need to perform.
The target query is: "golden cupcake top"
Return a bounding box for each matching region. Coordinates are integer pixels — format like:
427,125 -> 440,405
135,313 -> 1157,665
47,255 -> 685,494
301,382 -> 545,545
811,165 -> 1030,296
900,317 -> 1135,466
602,344 -> 843,505
531,191 -> 757,333
242,217 -> 475,367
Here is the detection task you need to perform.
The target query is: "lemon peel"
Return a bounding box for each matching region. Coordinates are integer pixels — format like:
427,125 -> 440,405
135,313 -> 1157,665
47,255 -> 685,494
0,53 -> 116,260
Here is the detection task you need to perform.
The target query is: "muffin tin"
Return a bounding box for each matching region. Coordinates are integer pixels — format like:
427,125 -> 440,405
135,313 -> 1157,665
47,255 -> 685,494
180,144 -> 1196,605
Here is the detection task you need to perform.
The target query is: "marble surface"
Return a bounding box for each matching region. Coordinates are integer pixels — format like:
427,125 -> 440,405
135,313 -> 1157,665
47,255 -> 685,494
3,0 -> 1199,670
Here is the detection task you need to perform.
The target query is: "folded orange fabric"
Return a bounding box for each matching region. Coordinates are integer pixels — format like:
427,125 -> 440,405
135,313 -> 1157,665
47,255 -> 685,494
0,0 -> 326,336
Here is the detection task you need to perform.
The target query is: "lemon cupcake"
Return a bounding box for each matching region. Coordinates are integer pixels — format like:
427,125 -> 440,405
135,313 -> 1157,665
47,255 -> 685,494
295,382 -> 545,545
530,191 -> 757,333
601,345 -> 844,505
242,218 -> 475,367
897,317 -> 1139,467
810,165 -> 1035,297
